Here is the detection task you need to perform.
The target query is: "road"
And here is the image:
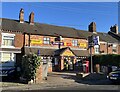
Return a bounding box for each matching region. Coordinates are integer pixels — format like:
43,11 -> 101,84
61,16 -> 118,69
1,72 -> 120,92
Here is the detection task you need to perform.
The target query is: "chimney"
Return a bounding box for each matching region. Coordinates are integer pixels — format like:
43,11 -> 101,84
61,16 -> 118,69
110,24 -> 118,34
29,12 -> 34,25
19,8 -> 24,23
88,22 -> 96,33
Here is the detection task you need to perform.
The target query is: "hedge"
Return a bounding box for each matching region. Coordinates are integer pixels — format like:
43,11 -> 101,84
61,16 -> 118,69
92,54 -> 120,66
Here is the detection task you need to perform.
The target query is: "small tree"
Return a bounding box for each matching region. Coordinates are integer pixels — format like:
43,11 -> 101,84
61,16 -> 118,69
21,54 -> 41,82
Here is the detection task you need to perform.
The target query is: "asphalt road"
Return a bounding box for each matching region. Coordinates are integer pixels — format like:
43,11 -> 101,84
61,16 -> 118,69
1,72 -> 120,92
2,85 -> 120,92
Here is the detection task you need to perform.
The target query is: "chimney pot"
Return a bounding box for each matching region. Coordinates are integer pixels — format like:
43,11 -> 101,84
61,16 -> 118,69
29,12 -> 34,25
88,22 -> 96,33
110,24 -> 118,34
19,8 -> 24,23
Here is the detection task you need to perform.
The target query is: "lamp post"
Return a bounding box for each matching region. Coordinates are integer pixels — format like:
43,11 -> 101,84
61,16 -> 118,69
88,36 -> 93,73
88,35 -> 99,73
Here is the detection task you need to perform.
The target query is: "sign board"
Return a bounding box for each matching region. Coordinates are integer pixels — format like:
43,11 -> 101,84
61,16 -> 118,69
88,35 -> 99,47
93,36 -> 99,45
79,43 -> 87,48
61,49 -> 75,56
52,42 -> 64,46
31,39 -> 42,44
64,42 -> 72,46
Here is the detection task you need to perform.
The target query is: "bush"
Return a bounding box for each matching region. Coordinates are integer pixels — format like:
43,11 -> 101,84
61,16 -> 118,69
93,54 -> 120,66
20,54 -> 41,82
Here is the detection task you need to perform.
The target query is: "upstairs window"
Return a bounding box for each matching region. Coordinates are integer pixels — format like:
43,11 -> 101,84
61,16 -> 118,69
112,44 -> 117,53
72,40 -> 78,46
2,33 -> 15,47
43,37 -> 50,44
94,45 -> 99,54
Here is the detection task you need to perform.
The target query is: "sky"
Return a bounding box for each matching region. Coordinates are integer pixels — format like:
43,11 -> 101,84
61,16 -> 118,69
1,2 -> 119,33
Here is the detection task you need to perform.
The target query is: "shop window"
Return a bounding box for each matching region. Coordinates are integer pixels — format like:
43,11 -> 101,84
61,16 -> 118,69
1,33 -> 15,48
72,40 -> 78,46
43,37 -> 50,44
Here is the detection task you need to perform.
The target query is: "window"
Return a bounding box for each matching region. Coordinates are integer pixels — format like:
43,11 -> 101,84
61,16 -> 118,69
72,40 -> 78,46
2,33 -> 15,47
2,53 -> 12,62
112,44 -> 117,53
94,45 -> 99,54
0,52 -> 15,63
43,37 -> 50,44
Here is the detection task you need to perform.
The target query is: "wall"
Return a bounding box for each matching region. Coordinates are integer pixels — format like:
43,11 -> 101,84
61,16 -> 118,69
24,34 -> 88,50
14,33 -> 24,48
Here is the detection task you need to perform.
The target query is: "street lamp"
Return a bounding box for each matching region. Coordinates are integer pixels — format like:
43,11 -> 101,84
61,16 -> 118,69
88,35 -> 94,73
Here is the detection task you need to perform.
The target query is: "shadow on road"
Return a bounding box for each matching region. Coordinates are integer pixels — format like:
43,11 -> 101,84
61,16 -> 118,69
1,76 -> 24,84
48,72 -> 114,85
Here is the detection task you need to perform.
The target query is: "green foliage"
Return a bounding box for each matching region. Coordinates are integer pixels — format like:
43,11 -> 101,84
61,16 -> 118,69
93,54 -> 120,66
21,54 -> 41,81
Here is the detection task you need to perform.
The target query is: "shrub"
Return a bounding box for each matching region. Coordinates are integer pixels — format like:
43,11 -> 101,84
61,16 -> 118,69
20,54 -> 41,82
93,54 -> 120,67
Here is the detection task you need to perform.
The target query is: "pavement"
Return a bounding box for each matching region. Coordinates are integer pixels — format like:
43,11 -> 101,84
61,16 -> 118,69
1,71 -> 119,91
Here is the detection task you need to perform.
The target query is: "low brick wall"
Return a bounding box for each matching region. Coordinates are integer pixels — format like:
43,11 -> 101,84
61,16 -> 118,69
36,64 -> 43,83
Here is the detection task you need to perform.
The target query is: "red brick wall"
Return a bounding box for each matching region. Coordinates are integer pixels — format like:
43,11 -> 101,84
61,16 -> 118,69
118,45 -> 120,54
24,34 -> 120,55
14,33 -> 24,48
25,34 -> 88,50
36,64 -> 43,82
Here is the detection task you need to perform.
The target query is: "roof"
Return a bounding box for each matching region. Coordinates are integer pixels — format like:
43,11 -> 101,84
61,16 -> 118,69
0,18 -> 119,43
24,47 -> 89,56
108,31 -> 120,42
0,18 -> 85,39
54,47 -> 89,57
54,47 -> 76,56
24,47 -> 56,56
72,50 -> 89,57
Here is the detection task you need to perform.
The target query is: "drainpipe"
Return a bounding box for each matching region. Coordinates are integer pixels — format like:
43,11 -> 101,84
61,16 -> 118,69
107,42 -> 108,54
28,33 -> 31,47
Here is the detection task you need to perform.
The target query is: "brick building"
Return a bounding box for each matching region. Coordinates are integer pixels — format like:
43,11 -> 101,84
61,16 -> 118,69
0,8 -> 120,75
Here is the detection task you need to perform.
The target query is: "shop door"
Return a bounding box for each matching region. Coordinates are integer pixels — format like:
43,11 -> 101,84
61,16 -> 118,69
68,57 -> 74,71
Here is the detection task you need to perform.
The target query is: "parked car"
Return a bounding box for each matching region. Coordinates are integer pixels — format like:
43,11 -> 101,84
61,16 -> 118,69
0,67 -> 15,77
107,68 -> 120,84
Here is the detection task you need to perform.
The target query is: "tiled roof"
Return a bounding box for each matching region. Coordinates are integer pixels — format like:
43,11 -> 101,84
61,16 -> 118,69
0,18 -> 119,43
108,31 -> 120,42
24,47 -> 89,56
24,47 -> 56,56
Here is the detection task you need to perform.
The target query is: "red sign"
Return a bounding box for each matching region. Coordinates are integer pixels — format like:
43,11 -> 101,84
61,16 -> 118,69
64,42 -> 72,46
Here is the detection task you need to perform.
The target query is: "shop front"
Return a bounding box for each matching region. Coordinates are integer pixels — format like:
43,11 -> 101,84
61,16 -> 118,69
53,47 -> 77,71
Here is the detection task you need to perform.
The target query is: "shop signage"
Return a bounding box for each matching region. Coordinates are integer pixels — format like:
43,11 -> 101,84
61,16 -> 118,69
93,36 -> 100,45
31,39 -> 42,44
52,42 -> 64,46
62,49 -> 75,56
79,43 -> 87,48
64,42 -> 72,46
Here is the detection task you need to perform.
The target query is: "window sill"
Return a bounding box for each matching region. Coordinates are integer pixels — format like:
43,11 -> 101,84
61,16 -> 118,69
1,46 -> 15,48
